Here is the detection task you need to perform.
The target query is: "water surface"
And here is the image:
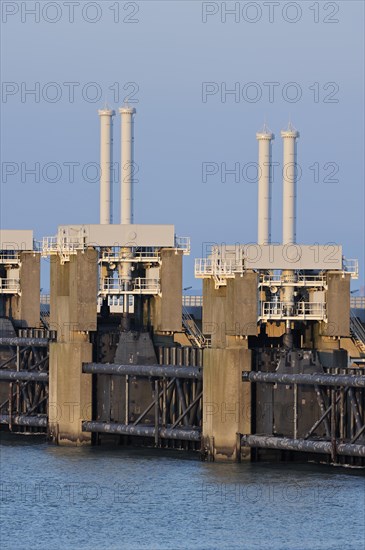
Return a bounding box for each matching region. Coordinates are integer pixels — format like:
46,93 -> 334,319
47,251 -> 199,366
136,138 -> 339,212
1,438 -> 364,550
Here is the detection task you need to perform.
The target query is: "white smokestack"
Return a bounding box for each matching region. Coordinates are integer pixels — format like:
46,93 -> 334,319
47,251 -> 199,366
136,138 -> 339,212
256,127 -> 274,245
119,106 -> 136,224
98,109 -> 115,224
281,123 -> 299,245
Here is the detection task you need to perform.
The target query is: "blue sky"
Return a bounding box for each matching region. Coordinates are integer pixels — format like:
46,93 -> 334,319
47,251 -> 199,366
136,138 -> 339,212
1,1 -> 364,292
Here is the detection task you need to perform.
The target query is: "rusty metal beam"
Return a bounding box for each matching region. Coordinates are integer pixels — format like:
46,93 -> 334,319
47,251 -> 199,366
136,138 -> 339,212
83,363 -> 202,380
242,371 -> 365,388
0,370 -> 48,382
0,414 -> 47,427
82,421 -> 201,441
0,338 -> 49,347
241,435 -> 365,458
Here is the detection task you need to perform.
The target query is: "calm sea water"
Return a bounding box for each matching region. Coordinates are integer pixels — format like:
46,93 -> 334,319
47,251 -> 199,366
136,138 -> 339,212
0,437 -> 364,550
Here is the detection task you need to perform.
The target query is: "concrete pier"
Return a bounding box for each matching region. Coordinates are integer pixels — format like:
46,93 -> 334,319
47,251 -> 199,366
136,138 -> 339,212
202,272 -> 256,461
48,249 -> 97,445
203,347 -> 252,461
6,252 -> 40,328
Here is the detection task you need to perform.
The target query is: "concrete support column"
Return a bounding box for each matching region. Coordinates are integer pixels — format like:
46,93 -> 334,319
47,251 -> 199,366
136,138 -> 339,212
48,249 -> 98,445
151,249 -> 183,333
8,252 -> 40,328
203,347 -> 252,461
49,340 -> 92,445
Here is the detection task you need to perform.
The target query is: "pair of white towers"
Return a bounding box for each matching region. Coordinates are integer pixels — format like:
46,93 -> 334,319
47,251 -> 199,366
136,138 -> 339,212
256,124 -> 299,246
98,107 -> 136,225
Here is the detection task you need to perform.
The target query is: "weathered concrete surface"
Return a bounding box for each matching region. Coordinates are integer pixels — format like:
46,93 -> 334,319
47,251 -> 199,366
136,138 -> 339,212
8,252 -> 40,328
49,249 -> 97,445
152,249 -> 183,333
203,347 -> 252,461
324,271 -> 351,337
49,341 -> 92,445
265,322 -> 286,338
226,273 -> 258,336
202,279 -> 227,348
203,272 -> 258,347
340,337 -> 362,358
50,250 -> 98,339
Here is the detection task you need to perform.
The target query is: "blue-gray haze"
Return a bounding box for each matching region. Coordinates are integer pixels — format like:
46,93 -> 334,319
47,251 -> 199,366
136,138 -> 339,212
0,1 -> 364,291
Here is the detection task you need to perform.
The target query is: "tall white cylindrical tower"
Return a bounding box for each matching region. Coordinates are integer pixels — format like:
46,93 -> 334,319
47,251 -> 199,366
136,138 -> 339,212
281,125 -> 299,244
119,106 -> 136,224
98,109 -> 115,224
256,128 -> 274,245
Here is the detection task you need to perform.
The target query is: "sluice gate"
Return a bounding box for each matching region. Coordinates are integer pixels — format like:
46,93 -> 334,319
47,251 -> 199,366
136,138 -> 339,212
1,111 -> 364,468
86,347 -> 203,450
0,331 -> 51,434
241,367 -> 365,465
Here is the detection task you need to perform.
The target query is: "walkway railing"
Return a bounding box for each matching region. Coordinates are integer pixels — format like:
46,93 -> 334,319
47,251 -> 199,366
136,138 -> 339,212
0,278 -> 21,294
195,258 -> 243,278
351,296 -> 365,309
260,301 -> 326,321
343,258 -> 359,279
259,274 -> 326,287
175,236 -> 191,255
99,277 -> 160,295
0,252 -> 20,264
182,295 -> 203,307
100,248 -> 161,263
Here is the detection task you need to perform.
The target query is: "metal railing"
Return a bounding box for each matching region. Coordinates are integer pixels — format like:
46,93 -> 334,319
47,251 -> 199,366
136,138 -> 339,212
0,252 -> 21,264
42,236 -> 85,258
195,258 -> 243,277
259,273 -> 326,287
97,295 -> 134,313
99,277 -> 160,295
0,278 -> 21,294
351,296 -> 365,309
182,295 -> 203,307
175,236 -> 191,255
343,258 -> 359,279
260,301 -> 326,320
100,248 -> 161,263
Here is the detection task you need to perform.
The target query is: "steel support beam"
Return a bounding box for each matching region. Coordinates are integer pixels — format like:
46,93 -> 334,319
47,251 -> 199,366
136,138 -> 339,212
241,435 -> 365,458
82,421 -> 201,441
0,415 -> 47,427
0,370 -> 49,382
0,338 -> 49,347
242,371 -> 365,388
83,363 -> 203,380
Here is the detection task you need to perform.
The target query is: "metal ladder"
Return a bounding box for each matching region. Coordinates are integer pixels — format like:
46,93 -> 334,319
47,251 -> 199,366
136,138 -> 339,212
350,311 -> 365,355
182,307 -> 210,348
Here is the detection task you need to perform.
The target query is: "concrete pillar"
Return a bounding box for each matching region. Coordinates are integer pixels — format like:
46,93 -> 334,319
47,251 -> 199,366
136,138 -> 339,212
324,271 -> 351,337
8,252 -> 40,328
203,347 -> 252,461
48,249 -> 98,445
202,279 -> 227,348
151,249 -> 183,333
49,339 -> 92,445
